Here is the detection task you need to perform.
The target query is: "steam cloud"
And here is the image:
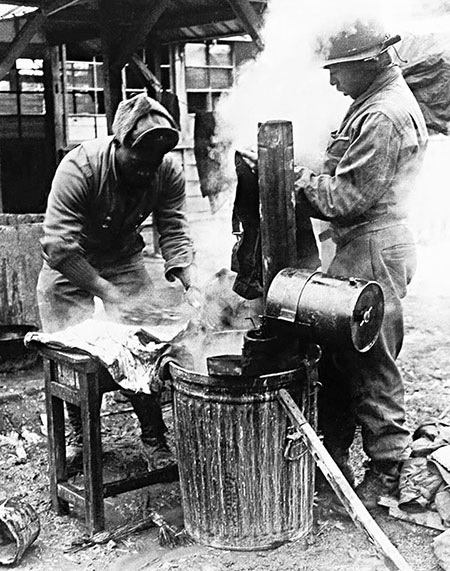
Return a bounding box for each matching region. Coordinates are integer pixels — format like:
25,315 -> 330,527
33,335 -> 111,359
215,0 -> 439,169
213,0 -> 450,253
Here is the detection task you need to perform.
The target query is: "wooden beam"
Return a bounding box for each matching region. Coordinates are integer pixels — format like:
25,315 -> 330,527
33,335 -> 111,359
226,0 -> 264,51
0,10 -> 46,81
129,53 -> 162,96
43,0 -> 85,16
112,0 -> 170,72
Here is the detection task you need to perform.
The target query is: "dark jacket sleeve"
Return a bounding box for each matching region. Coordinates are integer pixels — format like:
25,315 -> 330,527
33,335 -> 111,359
40,146 -> 105,293
41,145 -> 93,268
154,156 -> 194,278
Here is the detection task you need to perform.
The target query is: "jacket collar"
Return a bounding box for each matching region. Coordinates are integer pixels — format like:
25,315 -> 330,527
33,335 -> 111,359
345,65 -> 402,117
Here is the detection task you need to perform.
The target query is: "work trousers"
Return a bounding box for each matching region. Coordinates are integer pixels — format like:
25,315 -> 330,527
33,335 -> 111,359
318,224 -> 416,463
36,253 -> 166,441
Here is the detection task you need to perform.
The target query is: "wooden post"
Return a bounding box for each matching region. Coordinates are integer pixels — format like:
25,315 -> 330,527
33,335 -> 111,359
100,42 -> 123,134
43,46 -> 66,169
0,149 -> 3,213
258,120 -> 298,300
99,0 -> 123,133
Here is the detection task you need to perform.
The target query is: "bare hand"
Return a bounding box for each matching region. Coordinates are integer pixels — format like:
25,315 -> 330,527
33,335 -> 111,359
166,266 -> 192,289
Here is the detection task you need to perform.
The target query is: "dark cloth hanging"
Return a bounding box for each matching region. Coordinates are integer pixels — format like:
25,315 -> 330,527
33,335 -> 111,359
231,151 -> 263,300
231,151 -> 320,300
400,33 -> 450,135
193,112 -> 230,201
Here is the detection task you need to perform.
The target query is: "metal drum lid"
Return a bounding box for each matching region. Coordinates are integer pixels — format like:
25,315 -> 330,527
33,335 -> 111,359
350,280 -> 384,352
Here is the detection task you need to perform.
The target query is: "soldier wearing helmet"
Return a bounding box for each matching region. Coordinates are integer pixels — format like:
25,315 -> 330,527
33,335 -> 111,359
295,20 -> 428,508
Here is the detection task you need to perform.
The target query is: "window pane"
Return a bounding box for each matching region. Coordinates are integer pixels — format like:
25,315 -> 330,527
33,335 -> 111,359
20,93 -> 45,115
185,67 -> 209,89
67,62 -> 94,90
185,43 -> 207,66
209,43 -> 232,66
19,72 -> 44,91
187,92 -> 208,114
77,92 -> 96,114
94,64 -> 104,89
0,93 -> 18,114
0,78 -> 11,91
210,68 -> 233,89
17,58 -> 44,91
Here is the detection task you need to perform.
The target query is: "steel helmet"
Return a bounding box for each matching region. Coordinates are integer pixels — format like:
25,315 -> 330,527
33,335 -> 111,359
322,20 -> 401,68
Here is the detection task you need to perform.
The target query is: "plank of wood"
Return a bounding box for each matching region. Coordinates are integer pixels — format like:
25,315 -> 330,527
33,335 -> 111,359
226,0 -> 264,50
278,388 -> 415,571
0,11 -> 46,80
378,497 -> 446,531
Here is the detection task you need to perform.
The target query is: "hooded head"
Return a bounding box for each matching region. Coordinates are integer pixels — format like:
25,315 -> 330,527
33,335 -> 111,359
112,93 -> 180,153
112,94 -> 180,187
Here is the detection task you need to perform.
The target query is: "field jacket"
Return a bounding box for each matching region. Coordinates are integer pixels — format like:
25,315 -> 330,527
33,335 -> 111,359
296,65 -> 428,245
41,136 -> 193,277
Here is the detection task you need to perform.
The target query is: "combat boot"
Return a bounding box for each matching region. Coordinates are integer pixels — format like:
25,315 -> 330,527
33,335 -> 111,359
355,460 -> 400,510
140,435 -> 175,470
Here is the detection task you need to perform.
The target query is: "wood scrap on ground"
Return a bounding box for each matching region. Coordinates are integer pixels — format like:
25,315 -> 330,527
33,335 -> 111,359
66,510 -> 193,553
378,497 -> 446,531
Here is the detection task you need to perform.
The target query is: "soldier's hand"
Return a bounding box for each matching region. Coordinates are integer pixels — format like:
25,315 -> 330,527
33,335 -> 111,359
166,266 -> 192,289
236,148 -> 258,173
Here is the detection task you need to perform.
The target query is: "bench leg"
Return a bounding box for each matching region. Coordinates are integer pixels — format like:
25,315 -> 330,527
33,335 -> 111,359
44,359 -> 69,515
80,370 -> 105,535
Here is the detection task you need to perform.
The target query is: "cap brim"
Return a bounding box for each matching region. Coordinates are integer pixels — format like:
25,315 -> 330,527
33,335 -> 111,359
131,126 -> 180,152
323,47 -> 384,67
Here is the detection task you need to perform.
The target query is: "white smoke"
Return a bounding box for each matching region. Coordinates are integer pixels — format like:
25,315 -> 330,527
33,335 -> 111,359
215,0 -> 430,170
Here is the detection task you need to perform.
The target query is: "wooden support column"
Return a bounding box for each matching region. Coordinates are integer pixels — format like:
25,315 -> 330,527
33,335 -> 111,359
113,0 -> 170,73
0,149 -> 3,213
258,120 -> 298,300
99,0 -> 169,131
101,45 -> 123,133
226,0 -> 264,51
99,0 -> 123,133
43,45 -> 67,167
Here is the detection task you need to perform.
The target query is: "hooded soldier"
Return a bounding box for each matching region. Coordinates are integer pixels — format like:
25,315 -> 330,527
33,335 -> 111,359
37,93 -> 195,470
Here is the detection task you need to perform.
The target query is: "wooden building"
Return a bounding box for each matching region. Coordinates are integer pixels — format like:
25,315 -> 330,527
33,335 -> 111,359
0,0 -> 266,214
0,0 -> 266,327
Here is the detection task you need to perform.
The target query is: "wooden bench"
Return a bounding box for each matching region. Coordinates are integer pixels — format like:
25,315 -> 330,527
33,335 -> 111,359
39,346 -> 178,535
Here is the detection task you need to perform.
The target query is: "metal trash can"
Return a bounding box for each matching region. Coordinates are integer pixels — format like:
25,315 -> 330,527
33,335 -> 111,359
169,341 -> 320,550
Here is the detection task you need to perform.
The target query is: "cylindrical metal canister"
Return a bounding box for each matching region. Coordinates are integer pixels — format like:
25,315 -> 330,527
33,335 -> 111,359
169,346 -> 319,550
0,498 -> 40,565
265,268 -> 384,352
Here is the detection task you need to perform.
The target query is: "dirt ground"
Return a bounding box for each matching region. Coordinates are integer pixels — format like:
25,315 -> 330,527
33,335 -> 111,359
0,231 -> 449,571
